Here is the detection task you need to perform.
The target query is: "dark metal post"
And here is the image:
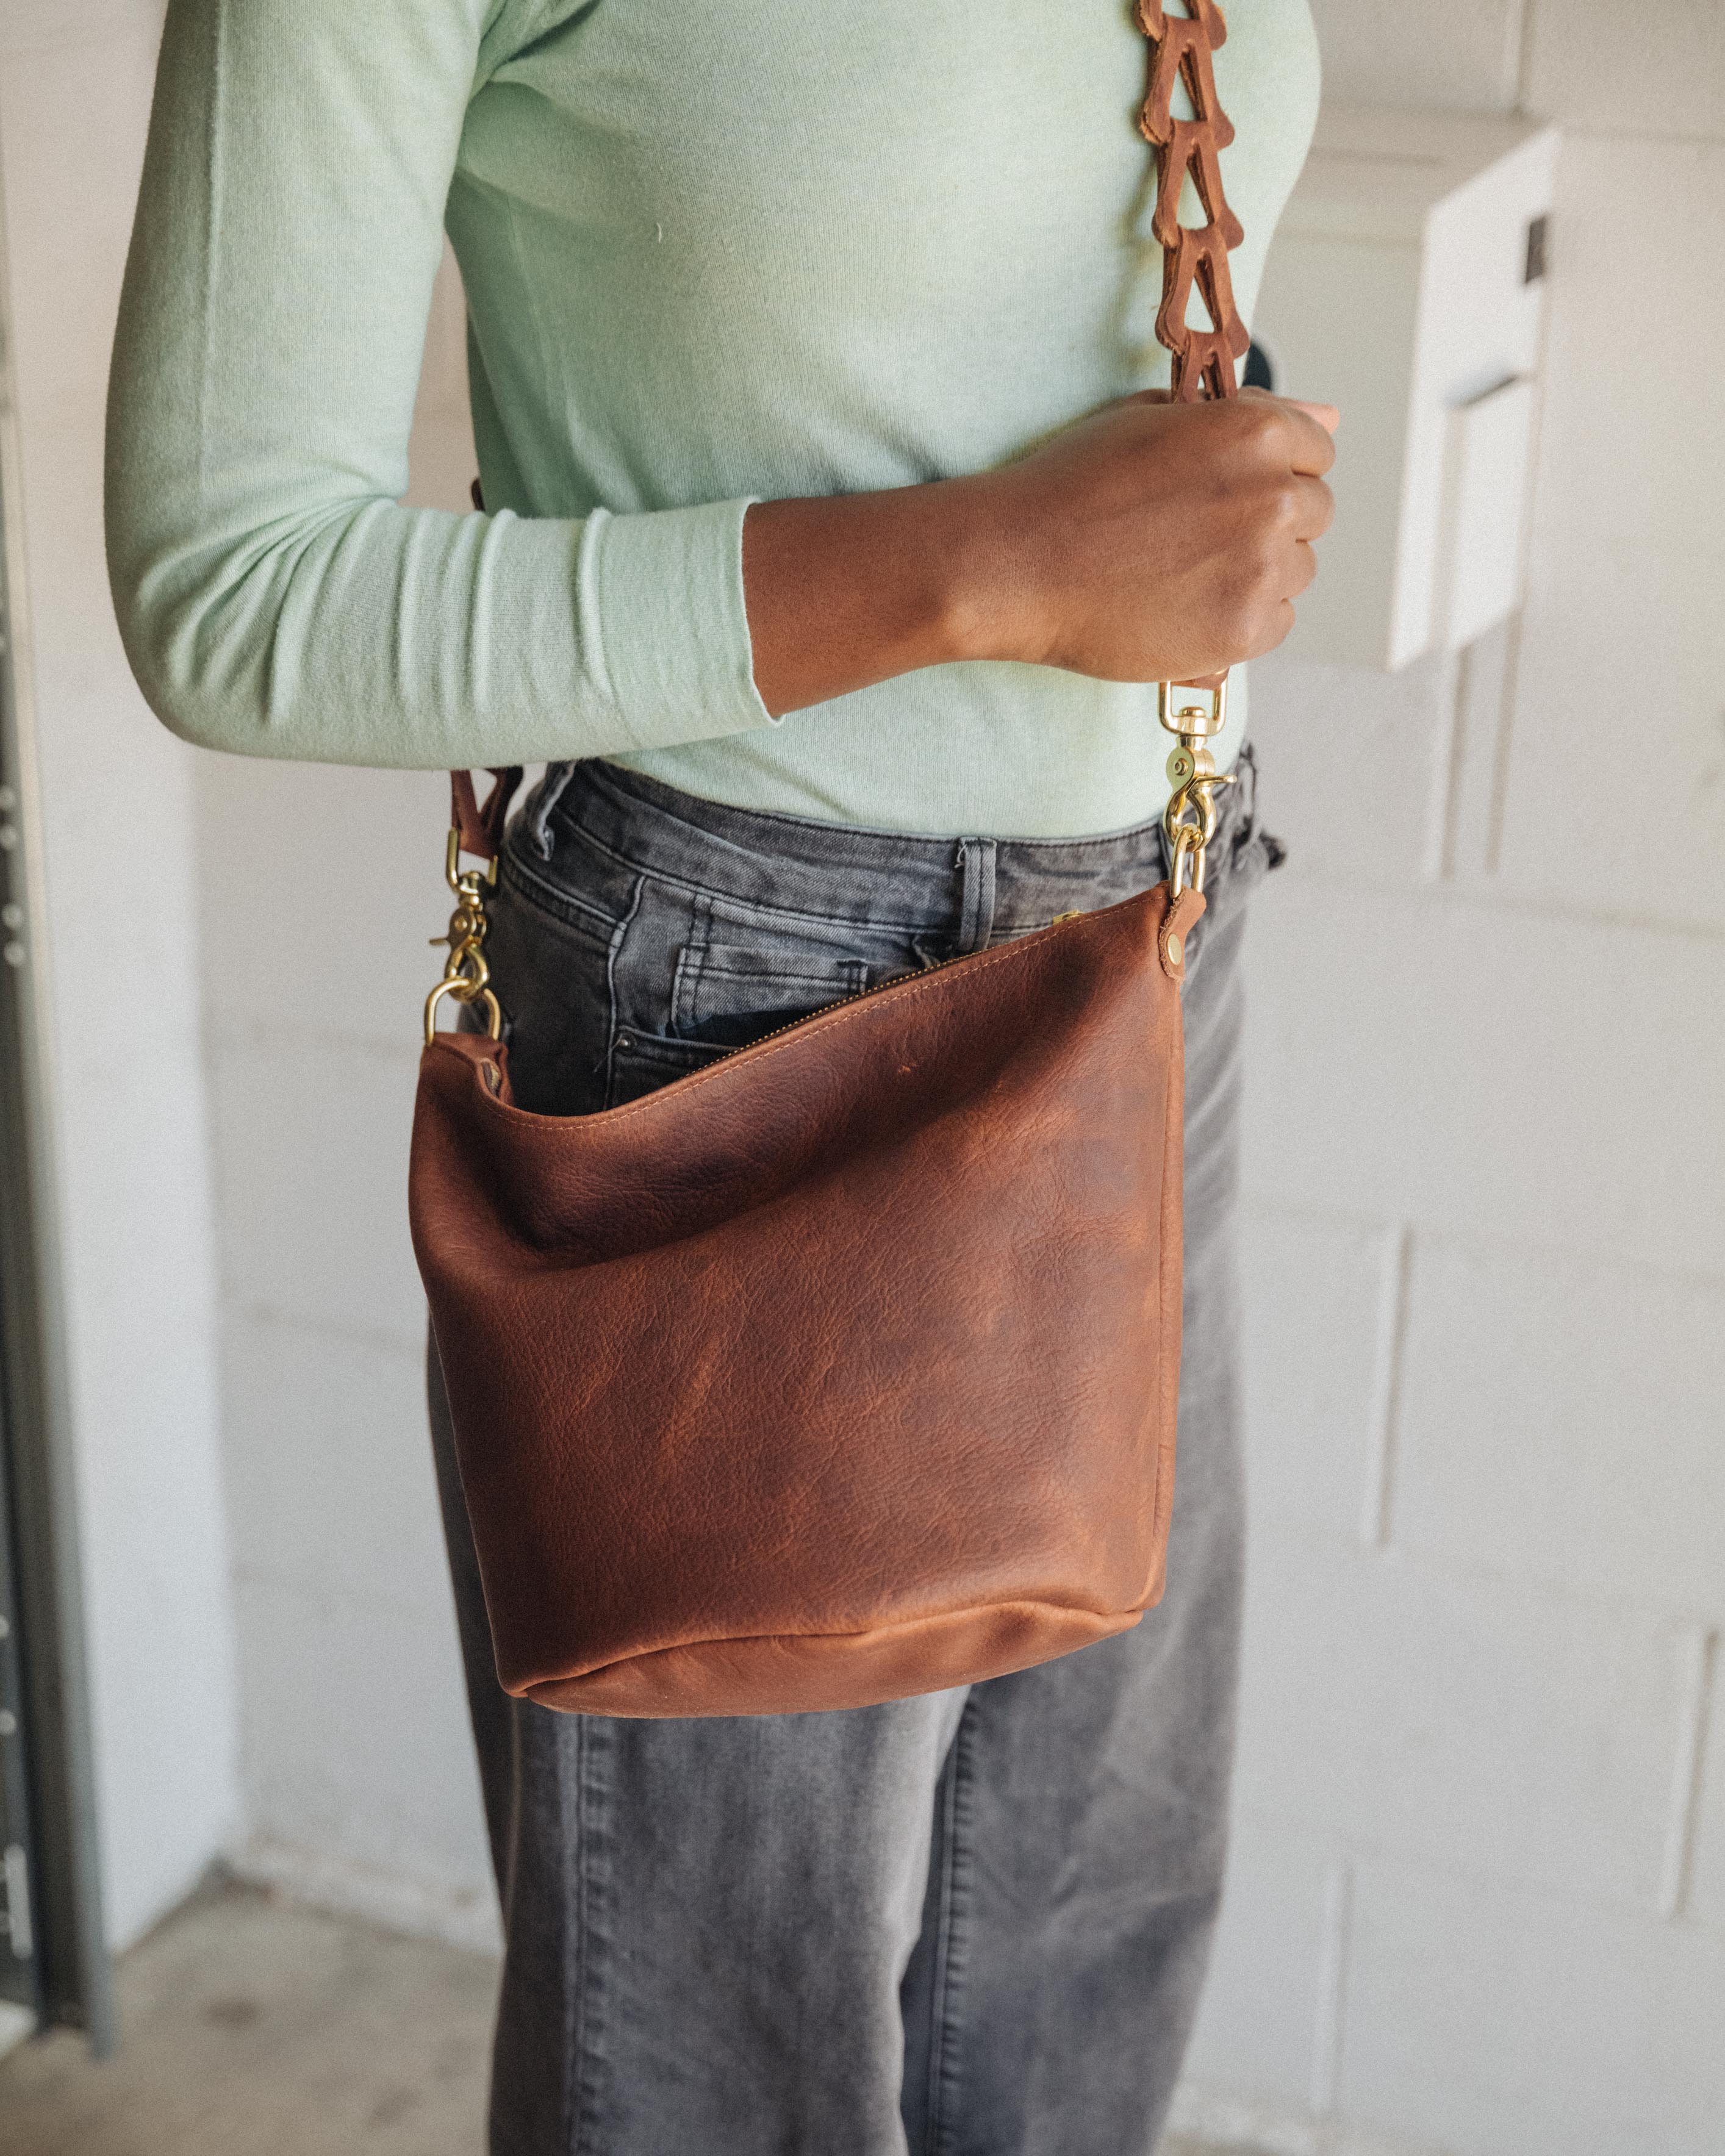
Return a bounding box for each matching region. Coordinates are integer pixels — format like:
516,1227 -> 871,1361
0,234 -> 116,2055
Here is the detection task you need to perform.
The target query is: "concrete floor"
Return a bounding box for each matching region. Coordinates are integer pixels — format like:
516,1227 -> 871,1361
0,1880 -> 494,2155
0,1879 -> 1245,2155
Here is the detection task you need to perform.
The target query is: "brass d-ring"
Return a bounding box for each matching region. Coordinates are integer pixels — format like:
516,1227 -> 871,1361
424,979 -> 502,1047
1169,824 -> 1205,898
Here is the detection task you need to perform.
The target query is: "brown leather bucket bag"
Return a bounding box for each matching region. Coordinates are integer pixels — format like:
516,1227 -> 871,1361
409,0 -> 1248,1718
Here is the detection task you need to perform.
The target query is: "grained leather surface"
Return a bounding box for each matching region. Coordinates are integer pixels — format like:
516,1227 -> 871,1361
410,878 -> 1202,1717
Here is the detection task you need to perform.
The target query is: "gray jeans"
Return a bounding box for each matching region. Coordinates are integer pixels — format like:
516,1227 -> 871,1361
427,751 -> 1279,2156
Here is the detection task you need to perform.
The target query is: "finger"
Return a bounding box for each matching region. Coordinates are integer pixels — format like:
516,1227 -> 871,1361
1285,537 -> 1318,600
1290,474 -> 1334,542
1280,403 -> 1338,477
1238,385 -> 1338,431
1238,387 -> 1337,475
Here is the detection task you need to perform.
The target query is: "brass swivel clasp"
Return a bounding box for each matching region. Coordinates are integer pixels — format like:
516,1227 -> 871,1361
1160,676 -> 1236,899
424,826 -> 503,1045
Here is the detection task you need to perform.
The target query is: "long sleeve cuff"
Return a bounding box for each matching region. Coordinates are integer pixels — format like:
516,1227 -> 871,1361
578,496 -> 775,756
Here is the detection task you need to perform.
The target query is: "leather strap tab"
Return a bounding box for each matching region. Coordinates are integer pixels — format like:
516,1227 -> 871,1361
1158,886 -> 1206,982
451,767 -> 525,864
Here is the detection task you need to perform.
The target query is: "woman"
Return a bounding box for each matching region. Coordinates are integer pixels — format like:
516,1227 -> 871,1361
107,2 -> 1333,2150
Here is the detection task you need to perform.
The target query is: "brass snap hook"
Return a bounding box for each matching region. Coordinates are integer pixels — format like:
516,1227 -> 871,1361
1159,676 -> 1235,897
425,826 -> 504,1045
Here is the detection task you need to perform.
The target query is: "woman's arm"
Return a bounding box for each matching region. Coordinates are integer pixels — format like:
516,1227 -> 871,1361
742,390 -> 1337,716
107,0 -> 770,769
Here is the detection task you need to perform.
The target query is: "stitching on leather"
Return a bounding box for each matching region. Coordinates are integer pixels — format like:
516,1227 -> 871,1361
436,888 -> 1171,1133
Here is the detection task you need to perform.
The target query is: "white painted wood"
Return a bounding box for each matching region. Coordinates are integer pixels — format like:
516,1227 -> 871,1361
1435,372 -> 1537,648
1253,106 -> 1558,670
1253,222 -> 1421,670
1493,134 -> 1725,932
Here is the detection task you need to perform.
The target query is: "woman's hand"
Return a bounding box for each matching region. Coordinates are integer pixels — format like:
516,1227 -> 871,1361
962,389 -> 1338,684
741,388 -> 1336,717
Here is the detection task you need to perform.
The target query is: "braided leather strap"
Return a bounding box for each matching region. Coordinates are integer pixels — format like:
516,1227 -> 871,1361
1135,0 -> 1249,402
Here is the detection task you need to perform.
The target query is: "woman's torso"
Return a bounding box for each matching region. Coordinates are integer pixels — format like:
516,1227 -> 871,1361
450,0 -> 1321,837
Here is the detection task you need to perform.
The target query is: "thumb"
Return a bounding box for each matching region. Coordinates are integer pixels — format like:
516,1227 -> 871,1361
1285,397 -> 1339,435
1238,385 -> 1341,435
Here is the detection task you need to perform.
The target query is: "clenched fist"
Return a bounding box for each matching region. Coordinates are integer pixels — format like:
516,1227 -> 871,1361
964,388 -> 1338,684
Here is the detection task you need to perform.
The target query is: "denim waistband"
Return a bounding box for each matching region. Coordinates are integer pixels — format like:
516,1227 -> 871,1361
519,748 -> 1268,945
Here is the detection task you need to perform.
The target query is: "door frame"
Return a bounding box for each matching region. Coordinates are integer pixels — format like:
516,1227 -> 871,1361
0,193 -> 115,2053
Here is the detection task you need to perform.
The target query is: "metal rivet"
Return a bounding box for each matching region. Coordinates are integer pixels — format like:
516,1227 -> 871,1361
1166,934 -> 1183,967
1,903 -> 21,929
2,942 -> 23,969
0,786 -> 15,812
0,826 -> 17,851
615,1033 -> 632,1052
0,1711 -> 16,1738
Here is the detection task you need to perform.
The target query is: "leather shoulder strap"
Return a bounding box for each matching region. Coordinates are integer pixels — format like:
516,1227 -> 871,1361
451,767 -> 523,864
1135,0 -> 1249,403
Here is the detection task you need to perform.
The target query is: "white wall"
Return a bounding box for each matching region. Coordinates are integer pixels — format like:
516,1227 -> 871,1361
1174,4 -> 1725,2152
0,0 -> 239,1954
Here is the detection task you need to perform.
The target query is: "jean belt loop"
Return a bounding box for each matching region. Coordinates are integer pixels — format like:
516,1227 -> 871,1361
526,761 -> 579,860
956,838 -> 998,954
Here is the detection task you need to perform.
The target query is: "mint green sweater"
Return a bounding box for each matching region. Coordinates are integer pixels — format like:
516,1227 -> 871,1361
107,0 -> 1319,838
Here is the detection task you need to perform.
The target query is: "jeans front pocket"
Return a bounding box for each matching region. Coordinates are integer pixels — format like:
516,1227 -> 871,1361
604,883 -> 888,1105
608,1025 -> 730,1109
487,840 -> 627,1117
670,940 -> 870,1050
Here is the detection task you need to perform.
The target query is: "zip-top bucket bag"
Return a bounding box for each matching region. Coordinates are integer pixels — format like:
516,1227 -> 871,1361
409,0 -> 1251,1717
